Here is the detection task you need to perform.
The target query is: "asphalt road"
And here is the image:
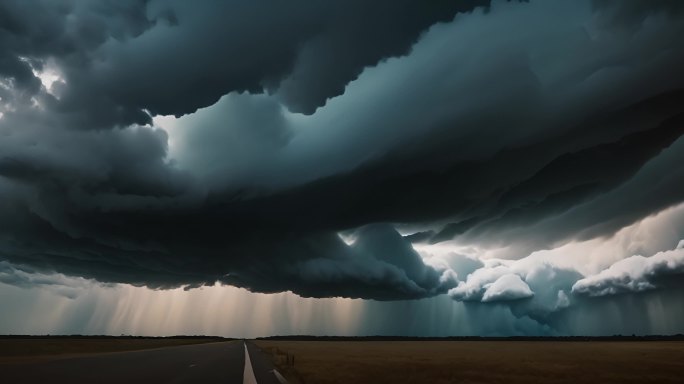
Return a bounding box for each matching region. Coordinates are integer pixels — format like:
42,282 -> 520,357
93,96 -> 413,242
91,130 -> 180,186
246,342 -> 284,384
1,340 -> 283,384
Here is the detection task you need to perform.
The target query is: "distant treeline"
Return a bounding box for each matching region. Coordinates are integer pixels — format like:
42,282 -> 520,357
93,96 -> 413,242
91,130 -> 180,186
256,335 -> 684,342
0,335 -> 231,340
3,334 -> 684,341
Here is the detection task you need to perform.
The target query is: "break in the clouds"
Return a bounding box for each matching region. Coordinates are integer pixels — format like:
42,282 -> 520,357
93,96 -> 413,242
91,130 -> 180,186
1,0 -> 684,335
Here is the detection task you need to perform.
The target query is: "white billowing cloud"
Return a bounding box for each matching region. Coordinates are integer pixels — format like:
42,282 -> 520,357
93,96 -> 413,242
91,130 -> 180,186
419,201 -> 684,279
482,274 -> 534,302
448,264 -> 512,301
572,245 -> 684,297
425,203 -> 684,321
443,235 -> 684,316
446,258 -> 579,319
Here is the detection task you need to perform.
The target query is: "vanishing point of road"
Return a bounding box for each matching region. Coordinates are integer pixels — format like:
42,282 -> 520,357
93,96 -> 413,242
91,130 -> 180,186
1,340 -> 285,384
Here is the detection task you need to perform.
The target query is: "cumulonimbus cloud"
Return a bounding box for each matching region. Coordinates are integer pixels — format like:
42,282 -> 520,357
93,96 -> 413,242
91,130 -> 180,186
0,0 -> 683,301
443,236 -> 684,324
572,244 -> 684,297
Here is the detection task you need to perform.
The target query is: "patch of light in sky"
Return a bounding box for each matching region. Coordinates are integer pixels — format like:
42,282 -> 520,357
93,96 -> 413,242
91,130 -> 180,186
338,233 -> 357,245
26,59 -> 63,96
153,114 -> 181,158
35,69 -> 61,92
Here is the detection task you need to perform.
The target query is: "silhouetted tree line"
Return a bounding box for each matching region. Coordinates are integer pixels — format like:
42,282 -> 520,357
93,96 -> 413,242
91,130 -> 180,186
0,335 -> 231,340
3,334 -> 683,341
256,334 -> 684,342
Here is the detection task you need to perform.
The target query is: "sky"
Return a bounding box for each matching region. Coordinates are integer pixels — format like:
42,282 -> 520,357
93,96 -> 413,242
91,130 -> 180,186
1,0 -> 684,337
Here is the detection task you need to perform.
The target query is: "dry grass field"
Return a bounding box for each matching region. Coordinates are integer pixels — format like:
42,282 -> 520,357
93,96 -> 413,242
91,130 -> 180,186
254,340 -> 684,384
0,337 -> 225,363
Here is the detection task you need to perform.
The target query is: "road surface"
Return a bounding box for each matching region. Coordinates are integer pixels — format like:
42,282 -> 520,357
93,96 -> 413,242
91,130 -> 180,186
1,340 -> 284,384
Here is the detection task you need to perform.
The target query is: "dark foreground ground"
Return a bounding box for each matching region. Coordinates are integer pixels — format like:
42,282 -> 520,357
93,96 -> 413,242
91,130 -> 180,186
2,337 -> 683,383
255,340 -> 684,384
0,336 -> 226,360
0,338 -> 281,384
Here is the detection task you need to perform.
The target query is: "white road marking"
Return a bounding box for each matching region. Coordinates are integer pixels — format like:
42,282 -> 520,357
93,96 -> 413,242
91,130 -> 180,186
272,369 -> 289,384
243,342 -> 258,384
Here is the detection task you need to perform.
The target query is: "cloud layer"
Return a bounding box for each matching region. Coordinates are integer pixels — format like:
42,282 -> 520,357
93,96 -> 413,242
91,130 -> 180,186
1,0 -> 684,302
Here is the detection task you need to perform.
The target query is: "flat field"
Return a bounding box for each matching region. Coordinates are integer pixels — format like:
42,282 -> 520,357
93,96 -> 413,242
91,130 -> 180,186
254,340 -> 684,384
0,337 -> 226,362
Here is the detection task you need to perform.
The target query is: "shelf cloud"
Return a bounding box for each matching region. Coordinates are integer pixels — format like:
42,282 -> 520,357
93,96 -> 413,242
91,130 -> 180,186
1,0 -> 683,310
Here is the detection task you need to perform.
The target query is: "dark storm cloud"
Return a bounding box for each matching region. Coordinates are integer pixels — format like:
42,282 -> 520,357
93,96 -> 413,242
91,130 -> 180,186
0,0 -> 159,128
0,195 -> 455,299
221,224 -> 455,300
1,0 -> 684,302
426,102 -> 684,247
0,0 -> 492,127
102,0 -> 491,116
592,0 -> 684,26
0,261 -> 93,299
